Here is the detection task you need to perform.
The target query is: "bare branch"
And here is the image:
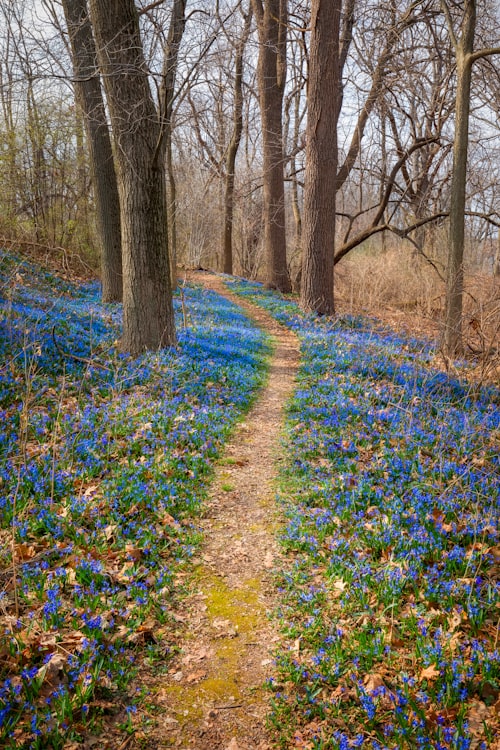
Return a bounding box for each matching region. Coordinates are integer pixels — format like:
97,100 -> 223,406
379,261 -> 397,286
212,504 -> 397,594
138,0 -> 167,15
439,0 -> 457,49
469,46 -> 500,64
334,212 -> 448,267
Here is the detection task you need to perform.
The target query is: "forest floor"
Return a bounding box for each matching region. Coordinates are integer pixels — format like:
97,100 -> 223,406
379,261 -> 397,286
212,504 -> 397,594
137,273 -> 299,749
1,254 -> 498,750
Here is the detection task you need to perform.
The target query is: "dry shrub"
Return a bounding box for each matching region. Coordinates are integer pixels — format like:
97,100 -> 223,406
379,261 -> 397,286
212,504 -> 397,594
0,232 -> 97,283
335,242 -> 499,383
462,273 -> 500,383
175,163 -> 223,270
335,244 -> 444,320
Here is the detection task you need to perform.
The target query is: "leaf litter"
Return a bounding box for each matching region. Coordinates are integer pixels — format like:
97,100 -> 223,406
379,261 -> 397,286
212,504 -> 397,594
3,254 -> 498,749
134,273 -> 300,749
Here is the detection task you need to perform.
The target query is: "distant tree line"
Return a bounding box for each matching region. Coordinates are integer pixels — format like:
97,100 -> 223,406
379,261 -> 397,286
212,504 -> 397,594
0,0 -> 498,354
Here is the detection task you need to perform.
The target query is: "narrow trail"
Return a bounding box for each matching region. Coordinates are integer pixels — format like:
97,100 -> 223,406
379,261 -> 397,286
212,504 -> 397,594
147,273 -> 300,749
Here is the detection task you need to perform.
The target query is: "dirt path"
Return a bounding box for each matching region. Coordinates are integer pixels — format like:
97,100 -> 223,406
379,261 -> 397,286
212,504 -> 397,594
146,273 -> 299,749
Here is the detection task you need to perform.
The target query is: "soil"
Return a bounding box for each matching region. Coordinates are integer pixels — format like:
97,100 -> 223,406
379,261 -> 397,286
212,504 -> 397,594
137,272 -> 300,749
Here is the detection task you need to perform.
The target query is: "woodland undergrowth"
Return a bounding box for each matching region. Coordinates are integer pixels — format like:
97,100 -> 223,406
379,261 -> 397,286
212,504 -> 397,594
0,252 -> 269,748
1,254 -> 498,750
230,279 -> 499,750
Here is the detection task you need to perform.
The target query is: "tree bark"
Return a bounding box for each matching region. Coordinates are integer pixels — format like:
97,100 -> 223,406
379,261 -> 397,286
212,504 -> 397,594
442,0 -> 475,356
166,133 -> 178,286
89,0 -> 176,353
251,0 -> 291,292
495,229 -> 500,277
159,0 -> 187,290
444,51 -> 472,354
223,6 -> 252,275
300,0 -> 341,315
62,0 -> 123,303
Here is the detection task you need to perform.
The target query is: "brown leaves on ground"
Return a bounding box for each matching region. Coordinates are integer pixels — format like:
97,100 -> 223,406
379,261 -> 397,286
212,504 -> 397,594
467,699 -> 500,748
419,664 -> 441,683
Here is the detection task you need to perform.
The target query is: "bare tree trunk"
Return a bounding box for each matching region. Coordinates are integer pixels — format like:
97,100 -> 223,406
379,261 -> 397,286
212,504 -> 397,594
442,0 -> 475,355
62,0 -> 123,302
26,78 -> 49,245
286,41 -> 307,287
300,0 -> 341,315
251,0 -> 291,292
443,51 -> 472,354
223,6 -> 252,275
291,151 -> 302,272
89,0 -> 176,353
440,1 -> 500,354
166,133 -> 178,285
495,229 -> 500,276
159,0 -> 187,291
74,111 -> 93,251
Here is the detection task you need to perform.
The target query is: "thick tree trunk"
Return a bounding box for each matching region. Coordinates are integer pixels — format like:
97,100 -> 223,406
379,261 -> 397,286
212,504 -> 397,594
89,0 -> 176,353
251,0 -> 291,292
300,0 -> 341,315
443,51 -> 472,354
443,0 -> 475,356
62,0 -> 122,303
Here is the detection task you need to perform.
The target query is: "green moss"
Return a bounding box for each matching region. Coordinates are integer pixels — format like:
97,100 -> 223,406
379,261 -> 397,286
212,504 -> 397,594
203,573 -> 263,634
218,456 -> 237,466
160,571 -> 267,731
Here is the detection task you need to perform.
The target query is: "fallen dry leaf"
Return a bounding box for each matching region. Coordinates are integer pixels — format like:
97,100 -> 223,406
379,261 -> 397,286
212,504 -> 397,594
37,651 -> 67,684
467,700 -> 489,739
426,706 -> 459,727
448,631 -> 462,653
37,632 -> 57,649
212,617 -> 238,638
385,625 -> 405,648
363,672 -> 385,694
82,736 -> 102,748
489,545 -> 500,562
104,524 -> 117,541
14,543 -> 37,561
124,544 -> 142,561
162,512 -> 180,528
185,669 -> 207,684
419,664 -> 440,682
89,699 -> 116,712
447,609 -> 462,632
292,737 -> 314,750
182,646 -> 211,665
82,484 -> 99,498
137,619 -> 156,634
